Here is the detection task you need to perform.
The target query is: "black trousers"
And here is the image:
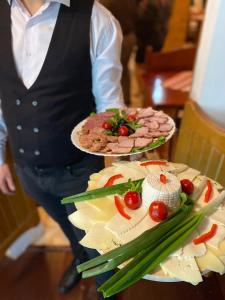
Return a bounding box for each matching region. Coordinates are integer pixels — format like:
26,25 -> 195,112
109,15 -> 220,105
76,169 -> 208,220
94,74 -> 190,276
16,154 -> 115,300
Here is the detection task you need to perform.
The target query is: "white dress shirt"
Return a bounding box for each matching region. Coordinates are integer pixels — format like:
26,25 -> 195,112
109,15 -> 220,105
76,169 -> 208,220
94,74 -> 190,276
0,0 -> 124,164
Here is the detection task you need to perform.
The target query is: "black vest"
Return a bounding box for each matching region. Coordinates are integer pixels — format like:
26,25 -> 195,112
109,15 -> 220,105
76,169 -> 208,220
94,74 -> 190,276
0,0 -> 95,167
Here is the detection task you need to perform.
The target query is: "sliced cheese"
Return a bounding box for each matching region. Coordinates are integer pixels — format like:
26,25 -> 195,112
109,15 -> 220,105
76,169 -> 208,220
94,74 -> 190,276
209,207 -> 225,227
196,249 -> 225,274
181,231 -> 206,258
118,214 -> 157,244
68,206 -> 110,231
169,163 -> 188,175
105,207 -> 148,239
160,256 -> 202,285
177,168 -> 200,182
195,185 -> 220,208
112,162 -> 146,181
79,223 -> 120,250
197,217 -> 225,249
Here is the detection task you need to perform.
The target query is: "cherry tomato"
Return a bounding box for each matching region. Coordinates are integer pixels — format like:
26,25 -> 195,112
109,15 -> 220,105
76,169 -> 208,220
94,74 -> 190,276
149,201 -> 168,222
102,121 -> 112,130
180,179 -> 194,195
124,191 -> 142,210
127,114 -> 136,121
118,125 -> 129,136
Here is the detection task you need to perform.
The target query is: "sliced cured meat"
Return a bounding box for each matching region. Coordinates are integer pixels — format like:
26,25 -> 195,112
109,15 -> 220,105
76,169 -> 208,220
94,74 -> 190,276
152,117 -> 168,124
107,136 -> 118,142
138,119 -> 145,126
83,112 -> 115,129
137,107 -> 154,119
113,147 -> 133,153
130,127 -> 149,137
148,131 -> 163,138
107,143 -> 119,151
118,138 -> 135,148
134,138 -> 153,148
145,120 -> 160,130
159,123 -> 173,132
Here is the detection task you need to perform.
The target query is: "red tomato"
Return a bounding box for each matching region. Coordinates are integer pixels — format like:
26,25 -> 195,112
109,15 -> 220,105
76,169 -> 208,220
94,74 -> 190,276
124,191 -> 142,210
102,121 -> 112,130
118,125 -> 129,136
180,179 -> 194,195
149,201 -> 168,222
127,114 -> 136,121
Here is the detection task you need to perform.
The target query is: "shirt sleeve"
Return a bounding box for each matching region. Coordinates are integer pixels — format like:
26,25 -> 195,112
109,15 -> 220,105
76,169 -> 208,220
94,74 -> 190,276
0,100 -> 8,165
90,2 -> 125,113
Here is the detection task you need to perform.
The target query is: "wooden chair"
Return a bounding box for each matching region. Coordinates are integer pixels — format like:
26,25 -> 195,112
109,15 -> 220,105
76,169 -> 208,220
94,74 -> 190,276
144,46 -> 196,74
174,101 -> 225,186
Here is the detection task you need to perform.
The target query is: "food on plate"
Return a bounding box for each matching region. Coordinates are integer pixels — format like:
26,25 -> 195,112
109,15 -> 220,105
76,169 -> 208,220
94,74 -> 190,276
76,107 -> 175,154
61,161 -> 225,296
180,179 -> 194,195
204,180 -> 213,203
124,191 -> 142,210
142,172 -> 181,210
149,201 -> 168,222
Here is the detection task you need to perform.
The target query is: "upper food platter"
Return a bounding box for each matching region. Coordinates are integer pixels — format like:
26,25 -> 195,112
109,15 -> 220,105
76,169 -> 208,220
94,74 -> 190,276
71,107 -> 176,157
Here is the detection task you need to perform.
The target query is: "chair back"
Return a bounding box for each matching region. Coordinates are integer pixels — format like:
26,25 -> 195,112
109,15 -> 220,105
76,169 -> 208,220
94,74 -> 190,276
174,101 -> 225,186
145,46 -> 196,73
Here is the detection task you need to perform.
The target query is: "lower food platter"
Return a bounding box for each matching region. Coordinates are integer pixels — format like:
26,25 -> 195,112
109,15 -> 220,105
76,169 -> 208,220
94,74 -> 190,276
62,160 -> 225,295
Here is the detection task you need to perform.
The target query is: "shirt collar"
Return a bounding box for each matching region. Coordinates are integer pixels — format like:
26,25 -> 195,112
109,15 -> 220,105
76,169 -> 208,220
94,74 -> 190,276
7,0 -> 70,7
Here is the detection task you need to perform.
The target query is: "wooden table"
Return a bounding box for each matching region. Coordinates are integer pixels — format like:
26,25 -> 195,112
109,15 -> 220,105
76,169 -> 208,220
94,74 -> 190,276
144,71 -> 189,113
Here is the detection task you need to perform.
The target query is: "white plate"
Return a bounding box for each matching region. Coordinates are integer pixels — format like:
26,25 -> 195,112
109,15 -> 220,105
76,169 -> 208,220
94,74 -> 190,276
71,114 -> 176,157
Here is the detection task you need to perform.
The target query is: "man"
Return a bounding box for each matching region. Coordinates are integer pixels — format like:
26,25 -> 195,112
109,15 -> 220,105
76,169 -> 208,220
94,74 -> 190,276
0,0 -> 124,299
100,0 -> 137,105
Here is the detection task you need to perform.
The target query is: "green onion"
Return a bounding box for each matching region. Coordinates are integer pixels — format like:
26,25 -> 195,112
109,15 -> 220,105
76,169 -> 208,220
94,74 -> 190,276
131,136 -> 166,153
61,179 -> 144,204
102,213 -> 204,297
77,201 -> 193,273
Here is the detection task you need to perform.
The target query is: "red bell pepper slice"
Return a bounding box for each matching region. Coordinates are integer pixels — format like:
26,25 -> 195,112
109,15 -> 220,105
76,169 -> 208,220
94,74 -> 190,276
114,196 -> 131,220
104,174 -> 123,187
160,174 -> 167,184
204,180 -> 213,203
193,224 -> 218,245
140,161 -> 168,167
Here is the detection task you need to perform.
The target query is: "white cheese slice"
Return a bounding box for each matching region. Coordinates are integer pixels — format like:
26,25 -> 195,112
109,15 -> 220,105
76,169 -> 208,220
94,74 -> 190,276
68,206 -> 111,231
105,207 -> 148,239
197,217 -> 225,249
160,256 -> 202,285
196,249 -> 225,274
181,231 -> 207,258
79,223 -> 120,250
195,185 -> 220,208
112,163 -> 146,181
207,244 -> 225,265
118,214 -> 157,244
142,172 -> 181,210
177,168 -> 200,182
169,163 -> 188,174
209,208 -> 225,227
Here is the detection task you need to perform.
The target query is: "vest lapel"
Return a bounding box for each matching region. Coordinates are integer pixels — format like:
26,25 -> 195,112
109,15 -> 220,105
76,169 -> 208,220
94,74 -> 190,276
0,1 -> 26,95
0,1 -> 76,93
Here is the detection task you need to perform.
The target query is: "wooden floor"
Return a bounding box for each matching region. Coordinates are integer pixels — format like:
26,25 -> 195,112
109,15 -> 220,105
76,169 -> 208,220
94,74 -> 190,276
1,247 -> 225,300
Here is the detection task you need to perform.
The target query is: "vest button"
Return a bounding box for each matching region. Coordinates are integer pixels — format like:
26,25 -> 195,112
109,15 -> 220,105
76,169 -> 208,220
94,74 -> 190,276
33,127 -> 39,133
19,148 -> 24,154
34,150 -> 40,156
16,99 -> 21,106
32,101 -> 38,106
16,125 -> 22,130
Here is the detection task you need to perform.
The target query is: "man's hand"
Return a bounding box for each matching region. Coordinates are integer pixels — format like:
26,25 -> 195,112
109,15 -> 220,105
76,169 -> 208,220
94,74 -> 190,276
0,163 -> 16,195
